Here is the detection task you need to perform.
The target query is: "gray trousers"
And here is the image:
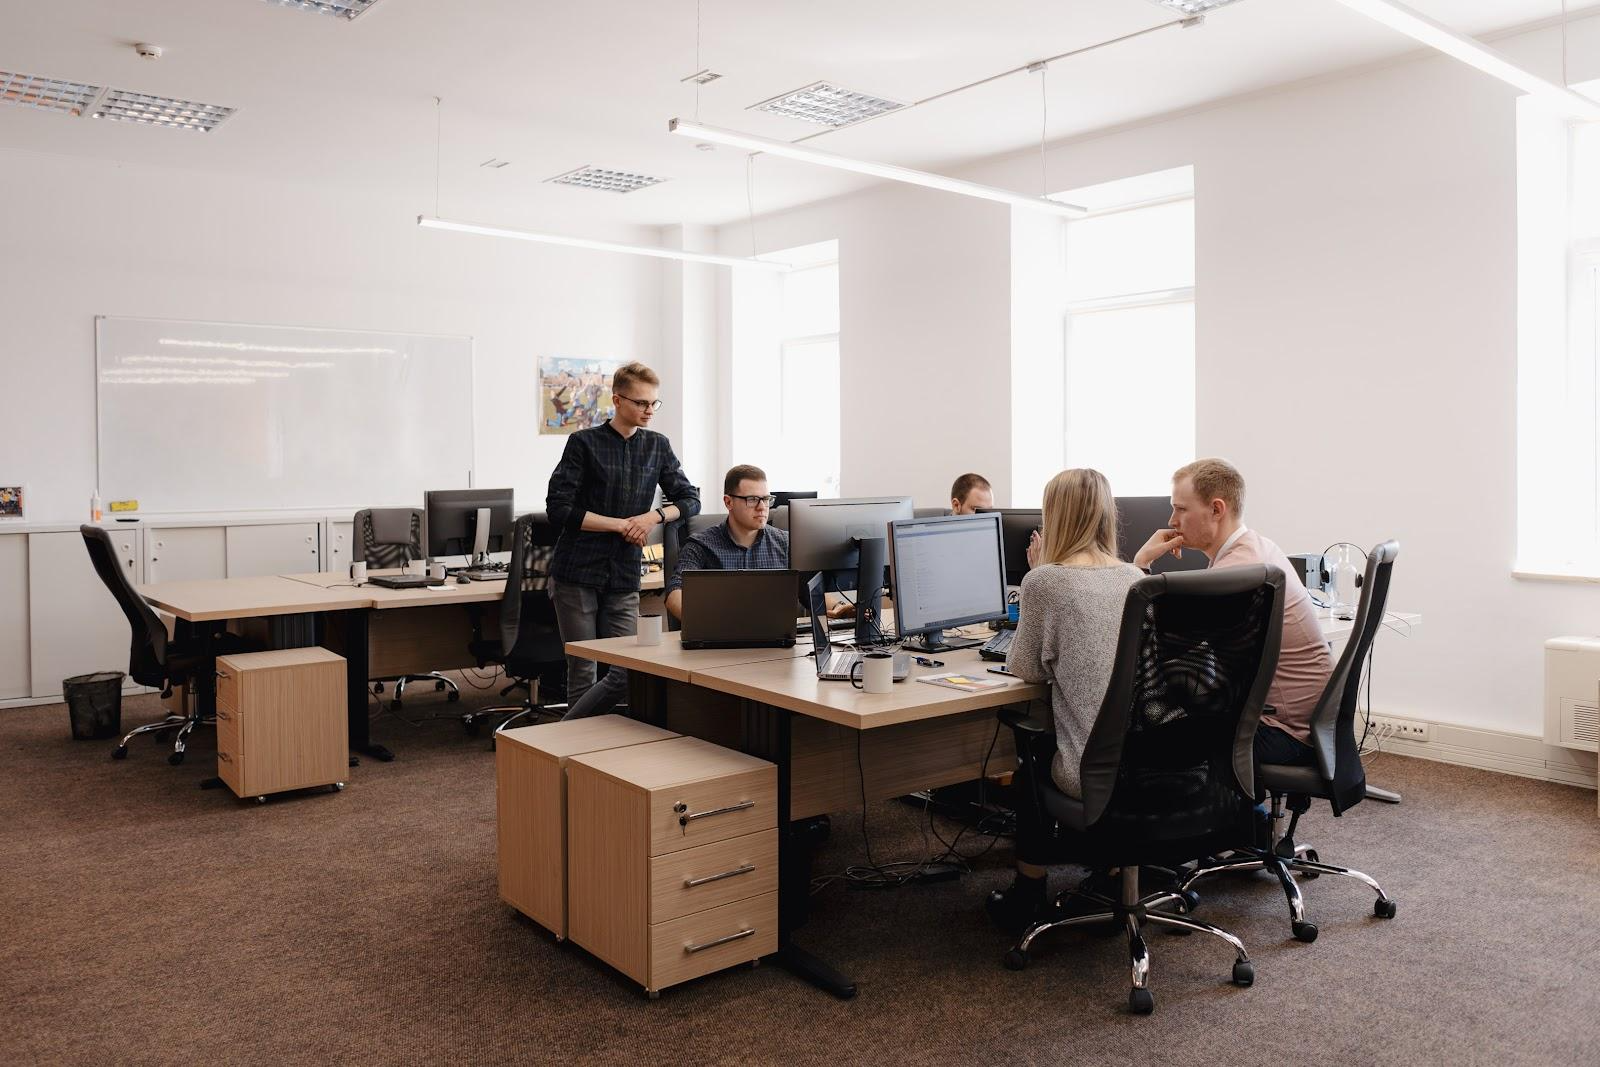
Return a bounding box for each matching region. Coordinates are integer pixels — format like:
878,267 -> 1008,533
550,579 -> 639,720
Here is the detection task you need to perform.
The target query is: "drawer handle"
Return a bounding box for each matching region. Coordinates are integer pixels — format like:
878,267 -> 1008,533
216,671 -> 230,681
683,864 -> 756,889
216,709 -> 231,721
683,928 -> 755,955
674,799 -> 755,827
218,751 -> 232,763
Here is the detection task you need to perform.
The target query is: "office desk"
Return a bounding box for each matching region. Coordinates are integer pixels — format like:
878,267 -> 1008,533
1320,609 -> 1421,643
564,633 -> 1044,999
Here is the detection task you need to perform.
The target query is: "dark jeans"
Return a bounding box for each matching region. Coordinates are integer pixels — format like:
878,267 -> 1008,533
1255,723 -> 1317,766
549,579 -> 639,719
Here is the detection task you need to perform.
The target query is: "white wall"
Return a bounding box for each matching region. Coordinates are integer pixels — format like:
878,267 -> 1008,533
714,18 -> 1600,746
0,147 -> 664,523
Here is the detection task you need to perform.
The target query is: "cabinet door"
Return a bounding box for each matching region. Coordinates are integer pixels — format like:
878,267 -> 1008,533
146,526 -> 226,584
28,530 -> 143,698
226,523 -> 320,578
0,534 -> 29,699
325,520 -> 354,575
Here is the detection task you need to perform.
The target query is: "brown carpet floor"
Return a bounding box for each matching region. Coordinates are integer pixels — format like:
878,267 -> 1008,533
3,682 -> 1598,1066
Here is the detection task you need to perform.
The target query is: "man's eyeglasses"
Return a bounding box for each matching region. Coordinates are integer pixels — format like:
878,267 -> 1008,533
614,394 -> 663,413
730,494 -> 777,508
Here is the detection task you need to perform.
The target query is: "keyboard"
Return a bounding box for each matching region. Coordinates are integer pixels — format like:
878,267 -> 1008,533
453,568 -> 508,581
979,628 -> 1014,662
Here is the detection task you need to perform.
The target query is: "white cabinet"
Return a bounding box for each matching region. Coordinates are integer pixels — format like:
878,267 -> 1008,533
325,519 -> 354,576
226,522 -> 320,577
0,534 -> 29,699
28,528 -> 142,698
146,526 -> 226,584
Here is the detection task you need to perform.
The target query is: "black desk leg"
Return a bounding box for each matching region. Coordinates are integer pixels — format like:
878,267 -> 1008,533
744,700 -> 858,1000
628,672 -> 670,728
343,609 -> 393,762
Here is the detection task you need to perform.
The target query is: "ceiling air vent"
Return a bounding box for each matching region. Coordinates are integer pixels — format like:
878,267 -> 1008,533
0,70 -> 103,117
94,89 -> 235,132
749,81 -> 904,128
545,165 -> 667,194
1146,0 -> 1246,14
261,0 -> 385,20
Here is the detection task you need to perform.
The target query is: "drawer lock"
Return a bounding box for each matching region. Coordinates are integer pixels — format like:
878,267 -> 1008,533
675,799 -> 755,828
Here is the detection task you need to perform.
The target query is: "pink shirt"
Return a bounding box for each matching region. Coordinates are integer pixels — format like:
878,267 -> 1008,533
1211,529 -> 1332,743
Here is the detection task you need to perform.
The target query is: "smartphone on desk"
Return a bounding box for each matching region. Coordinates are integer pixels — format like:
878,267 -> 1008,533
987,664 -> 1014,677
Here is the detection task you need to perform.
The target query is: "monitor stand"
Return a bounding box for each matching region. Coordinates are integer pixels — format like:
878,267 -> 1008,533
851,536 -> 889,647
900,629 -> 983,653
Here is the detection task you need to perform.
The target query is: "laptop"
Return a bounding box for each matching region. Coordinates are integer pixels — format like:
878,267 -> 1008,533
368,573 -> 442,589
807,573 -> 910,682
679,570 -> 800,650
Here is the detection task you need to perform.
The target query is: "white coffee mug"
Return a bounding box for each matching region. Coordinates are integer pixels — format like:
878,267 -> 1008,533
406,559 -> 426,576
851,651 -> 895,694
429,562 -> 447,581
636,614 -> 663,646
350,561 -> 367,584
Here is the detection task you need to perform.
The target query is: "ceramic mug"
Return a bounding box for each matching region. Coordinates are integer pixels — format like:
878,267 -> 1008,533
636,613 -> 663,646
350,561 -> 367,584
850,651 -> 895,694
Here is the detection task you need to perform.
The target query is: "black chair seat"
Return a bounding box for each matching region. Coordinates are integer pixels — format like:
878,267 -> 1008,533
1257,762 -> 1326,797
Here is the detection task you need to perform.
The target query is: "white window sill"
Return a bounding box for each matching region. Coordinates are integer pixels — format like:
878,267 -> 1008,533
1513,568 -> 1600,584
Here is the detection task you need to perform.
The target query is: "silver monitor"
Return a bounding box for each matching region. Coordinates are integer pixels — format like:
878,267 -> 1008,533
888,512 -> 1008,652
787,496 -> 915,574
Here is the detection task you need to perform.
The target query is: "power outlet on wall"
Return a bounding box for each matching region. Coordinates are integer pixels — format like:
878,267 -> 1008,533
1369,714 -> 1431,743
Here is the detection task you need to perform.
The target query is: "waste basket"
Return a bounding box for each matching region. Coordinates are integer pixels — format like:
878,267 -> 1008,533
63,671 -> 124,740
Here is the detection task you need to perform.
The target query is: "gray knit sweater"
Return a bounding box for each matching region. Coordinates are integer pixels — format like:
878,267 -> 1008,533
1005,562 -> 1143,799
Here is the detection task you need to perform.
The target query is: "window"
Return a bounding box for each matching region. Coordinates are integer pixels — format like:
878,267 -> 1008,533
731,240 -> 840,498
1062,170 -> 1196,496
1517,87 -> 1600,575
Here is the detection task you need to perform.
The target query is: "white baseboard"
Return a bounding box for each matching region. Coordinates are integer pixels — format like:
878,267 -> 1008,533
1369,715 -> 1598,790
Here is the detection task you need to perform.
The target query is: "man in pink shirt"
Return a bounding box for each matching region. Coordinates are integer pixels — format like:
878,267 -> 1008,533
1133,458 -> 1332,767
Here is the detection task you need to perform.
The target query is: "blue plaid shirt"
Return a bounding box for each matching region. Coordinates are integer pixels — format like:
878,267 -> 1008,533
665,521 -> 789,595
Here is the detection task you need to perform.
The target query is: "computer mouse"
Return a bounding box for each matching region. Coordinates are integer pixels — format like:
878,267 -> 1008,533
456,573 -> 472,584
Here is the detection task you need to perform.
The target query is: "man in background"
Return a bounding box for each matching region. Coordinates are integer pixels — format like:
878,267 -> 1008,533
664,464 -> 788,622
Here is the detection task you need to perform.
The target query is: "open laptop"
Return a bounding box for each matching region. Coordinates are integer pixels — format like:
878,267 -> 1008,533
679,570 -> 799,650
807,573 -> 910,682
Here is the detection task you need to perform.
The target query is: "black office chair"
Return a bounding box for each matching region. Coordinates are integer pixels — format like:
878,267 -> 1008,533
354,507 -> 461,708
81,526 -> 250,765
998,565 -> 1284,1015
1180,541 -> 1400,942
661,512 -> 727,633
463,513 -> 568,736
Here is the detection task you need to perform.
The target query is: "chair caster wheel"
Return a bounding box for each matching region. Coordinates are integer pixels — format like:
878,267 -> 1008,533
1374,898 -> 1397,919
1003,948 -> 1030,971
447,689 -> 460,702
112,746 -> 128,760
374,682 -> 384,694
1299,849 -> 1320,879
1232,960 -> 1254,987
332,782 -> 345,791
435,680 -> 447,691
1292,920 -> 1318,943
1128,987 -> 1155,1014
1179,889 -> 1201,913
392,698 -> 402,709
168,750 -> 185,766
463,718 -> 480,737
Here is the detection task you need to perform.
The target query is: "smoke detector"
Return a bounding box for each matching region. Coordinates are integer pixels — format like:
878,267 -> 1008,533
133,43 -> 163,61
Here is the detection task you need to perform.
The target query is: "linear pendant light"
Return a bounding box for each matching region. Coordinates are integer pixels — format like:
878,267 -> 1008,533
416,215 -> 792,271
1330,0 -> 1600,122
669,118 -> 1087,217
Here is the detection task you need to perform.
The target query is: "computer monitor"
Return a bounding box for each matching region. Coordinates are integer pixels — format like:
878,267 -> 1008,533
979,509 -> 1042,586
772,490 -> 818,509
1114,495 -> 1208,573
888,512 -> 1008,652
789,495 -> 914,645
424,488 -> 514,562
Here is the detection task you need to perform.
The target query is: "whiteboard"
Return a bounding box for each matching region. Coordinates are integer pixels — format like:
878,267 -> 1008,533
96,316 -> 474,513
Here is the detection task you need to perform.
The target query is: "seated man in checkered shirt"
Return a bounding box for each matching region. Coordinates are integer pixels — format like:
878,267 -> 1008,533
664,464 -> 789,622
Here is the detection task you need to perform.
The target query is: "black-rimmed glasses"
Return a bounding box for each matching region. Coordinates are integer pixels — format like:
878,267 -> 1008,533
614,394 -> 663,413
730,494 -> 777,508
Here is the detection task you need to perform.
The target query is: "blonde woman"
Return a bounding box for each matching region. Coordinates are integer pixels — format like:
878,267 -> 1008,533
988,468 -> 1143,934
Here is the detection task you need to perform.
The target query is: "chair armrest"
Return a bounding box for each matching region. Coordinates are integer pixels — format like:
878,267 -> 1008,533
998,704 -> 1049,734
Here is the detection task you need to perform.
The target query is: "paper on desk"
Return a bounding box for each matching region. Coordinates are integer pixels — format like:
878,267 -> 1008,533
918,672 -> 1008,692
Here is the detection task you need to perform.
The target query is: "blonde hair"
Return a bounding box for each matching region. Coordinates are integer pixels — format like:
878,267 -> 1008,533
1038,468 -> 1119,567
612,361 -> 659,395
1173,457 -> 1245,518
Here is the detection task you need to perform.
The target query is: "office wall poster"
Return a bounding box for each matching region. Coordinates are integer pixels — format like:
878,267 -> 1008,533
0,485 -> 24,520
539,356 -> 621,435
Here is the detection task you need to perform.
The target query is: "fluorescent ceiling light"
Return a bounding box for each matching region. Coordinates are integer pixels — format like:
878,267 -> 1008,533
1147,0 -> 1246,13
417,216 -> 791,271
750,82 -> 905,128
1330,0 -> 1600,122
94,89 -> 235,132
546,165 -> 668,194
261,0 -> 383,20
0,70 -> 102,116
669,118 -> 1086,217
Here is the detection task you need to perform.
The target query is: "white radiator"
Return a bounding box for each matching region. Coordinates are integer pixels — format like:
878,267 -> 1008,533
1545,637 -> 1600,752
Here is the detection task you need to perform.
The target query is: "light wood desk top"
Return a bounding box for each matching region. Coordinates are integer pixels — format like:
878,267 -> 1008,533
688,649 -> 1046,731
139,576 -> 369,622
564,633 -> 810,684
1320,610 -> 1421,643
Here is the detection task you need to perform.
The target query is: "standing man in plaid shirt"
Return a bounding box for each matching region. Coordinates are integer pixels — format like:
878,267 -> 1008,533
545,361 -> 700,719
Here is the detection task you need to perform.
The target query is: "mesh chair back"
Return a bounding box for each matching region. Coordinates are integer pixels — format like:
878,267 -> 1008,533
1305,540 -> 1399,813
80,525 -> 168,687
499,513 -> 561,671
355,508 -> 423,569
1078,565 -> 1285,835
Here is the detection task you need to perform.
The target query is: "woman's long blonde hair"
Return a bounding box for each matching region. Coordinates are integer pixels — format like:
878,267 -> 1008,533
1038,468 -> 1120,567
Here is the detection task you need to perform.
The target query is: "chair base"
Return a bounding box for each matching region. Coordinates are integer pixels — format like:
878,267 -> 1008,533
112,690 -> 210,765
1003,868 -> 1252,1015
388,672 -> 461,707
1178,796 -> 1397,942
